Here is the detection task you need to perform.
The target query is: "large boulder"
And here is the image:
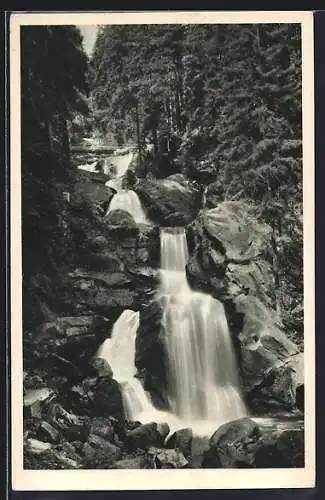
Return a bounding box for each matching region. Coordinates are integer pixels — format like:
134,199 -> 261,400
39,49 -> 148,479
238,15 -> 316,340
24,440 -> 83,469
82,434 -> 122,468
92,377 -> 125,421
236,295 -> 301,409
89,417 -> 115,442
165,428 -> 193,458
36,422 -> 61,444
275,428 -> 304,467
47,403 -> 90,442
104,209 -> 138,231
147,447 -> 188,468
255,428 -> 304,468
203,418 -> 262,468
71,182 -> 115,215
186,202 -> 302,411
186,209 -> 275,311
23,387 -> 55,419
35,316 -> 96,354
126,422 -> 167,451
25,438 -> 52,456
135,173 -> 202,226
203,418 -> 304,469
187,202 -> 273,265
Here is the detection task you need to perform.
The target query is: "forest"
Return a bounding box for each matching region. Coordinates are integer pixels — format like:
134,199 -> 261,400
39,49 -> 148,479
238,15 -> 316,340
21,23 -> 304,471
89,23 -> 303,341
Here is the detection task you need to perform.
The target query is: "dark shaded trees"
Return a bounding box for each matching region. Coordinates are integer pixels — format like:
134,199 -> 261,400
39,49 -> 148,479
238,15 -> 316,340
21,25 -> 89,326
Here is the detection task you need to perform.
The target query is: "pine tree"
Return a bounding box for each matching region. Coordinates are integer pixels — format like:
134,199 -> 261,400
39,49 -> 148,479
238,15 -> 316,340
21,25 -> 89,279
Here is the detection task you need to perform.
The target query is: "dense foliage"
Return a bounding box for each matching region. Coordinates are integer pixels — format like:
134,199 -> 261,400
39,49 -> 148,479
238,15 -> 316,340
21,26 -> 89,325
90,23 -> 303,344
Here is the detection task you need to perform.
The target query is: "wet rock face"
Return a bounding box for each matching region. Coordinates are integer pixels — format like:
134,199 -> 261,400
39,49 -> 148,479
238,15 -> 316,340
135,298 -> 169,407
135,173 -> 202,226
186,201 -> 303,411
69,186 -> 160,272
57,223 -> 160,322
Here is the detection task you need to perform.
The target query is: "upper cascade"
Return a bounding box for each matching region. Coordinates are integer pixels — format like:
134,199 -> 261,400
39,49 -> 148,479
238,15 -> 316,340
105,152 -> 150,225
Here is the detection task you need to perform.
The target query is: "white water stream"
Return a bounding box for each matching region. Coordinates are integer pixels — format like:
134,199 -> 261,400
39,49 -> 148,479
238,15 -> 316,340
95,227 -> 247,436
160,228 -> 247,424
105,152 -> 149,225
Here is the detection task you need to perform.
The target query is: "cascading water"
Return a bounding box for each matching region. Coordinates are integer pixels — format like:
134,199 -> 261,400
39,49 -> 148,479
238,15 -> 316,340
108,190 -> 149,224
105,151 -> 149,224
77,161 -> 99,172
105,152 -> 133,190
95,309 -> 157,422
95,226 -> 246,436
160,228 -> 247,424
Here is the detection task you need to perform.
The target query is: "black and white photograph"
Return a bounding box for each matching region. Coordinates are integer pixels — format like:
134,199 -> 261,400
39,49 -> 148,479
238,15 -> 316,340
10,11 -> 315,491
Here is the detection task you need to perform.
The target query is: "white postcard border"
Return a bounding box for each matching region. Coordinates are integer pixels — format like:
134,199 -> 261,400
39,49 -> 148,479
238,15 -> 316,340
10,10 -> 315,491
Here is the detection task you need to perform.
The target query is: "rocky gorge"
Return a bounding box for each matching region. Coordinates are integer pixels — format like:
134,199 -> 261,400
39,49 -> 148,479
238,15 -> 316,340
23,148 -> 304,471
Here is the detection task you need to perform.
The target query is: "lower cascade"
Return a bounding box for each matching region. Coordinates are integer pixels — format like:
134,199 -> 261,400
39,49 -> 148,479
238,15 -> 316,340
160,228 -> 247,423
96,310 -> 159,422
96,227 -> 247,436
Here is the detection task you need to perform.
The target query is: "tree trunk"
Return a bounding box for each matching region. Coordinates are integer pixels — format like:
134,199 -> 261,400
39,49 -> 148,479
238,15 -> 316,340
153,126 -> 159,159
134,103 -> 144,175
175,85 -> 182,132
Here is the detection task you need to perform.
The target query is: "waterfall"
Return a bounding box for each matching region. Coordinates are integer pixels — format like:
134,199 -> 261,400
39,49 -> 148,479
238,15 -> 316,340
202,186 -> 208,209
77,161 -> 98,172
105,152 -> 149,224
160,228 -> 247,423
107,190 -> 149,225
95,310 -> 157,422
95,227 -> 247,436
